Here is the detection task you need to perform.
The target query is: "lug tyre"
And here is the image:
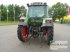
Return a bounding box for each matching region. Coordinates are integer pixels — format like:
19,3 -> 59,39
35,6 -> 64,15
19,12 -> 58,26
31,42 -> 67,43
47,27 -> 53,45
17,25 -> 25,42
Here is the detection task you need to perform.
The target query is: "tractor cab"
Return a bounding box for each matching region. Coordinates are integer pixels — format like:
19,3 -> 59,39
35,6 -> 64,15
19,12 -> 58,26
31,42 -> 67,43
27,2 -> 53,27
27,2 -> 47,26
27,2 -> 48,18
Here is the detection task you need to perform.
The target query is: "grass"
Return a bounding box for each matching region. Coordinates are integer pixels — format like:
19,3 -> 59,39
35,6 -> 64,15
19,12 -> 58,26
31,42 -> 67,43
0,21 -> 17,26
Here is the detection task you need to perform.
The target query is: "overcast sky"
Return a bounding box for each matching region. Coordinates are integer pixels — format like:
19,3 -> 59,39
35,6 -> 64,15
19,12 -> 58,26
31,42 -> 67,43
0,0 -> 70,8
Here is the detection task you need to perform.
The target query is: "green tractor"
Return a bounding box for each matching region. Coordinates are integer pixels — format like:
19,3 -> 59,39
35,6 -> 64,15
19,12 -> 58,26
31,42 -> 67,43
17,2 -> 53,45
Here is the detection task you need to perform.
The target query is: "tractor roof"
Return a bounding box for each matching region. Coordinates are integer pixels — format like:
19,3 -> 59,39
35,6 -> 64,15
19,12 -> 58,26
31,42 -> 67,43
27,2 -> 47,7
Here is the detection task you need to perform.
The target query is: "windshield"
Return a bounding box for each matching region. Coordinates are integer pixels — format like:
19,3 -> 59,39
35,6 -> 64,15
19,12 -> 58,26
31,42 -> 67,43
28,6 -> 45,17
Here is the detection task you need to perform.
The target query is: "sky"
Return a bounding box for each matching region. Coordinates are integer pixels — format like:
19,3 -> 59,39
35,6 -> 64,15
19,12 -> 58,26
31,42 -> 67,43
0,0 -> 70,8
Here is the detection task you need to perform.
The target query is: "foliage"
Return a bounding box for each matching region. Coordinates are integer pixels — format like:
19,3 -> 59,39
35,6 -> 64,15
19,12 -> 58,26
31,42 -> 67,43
49,2 -> 68,21
0,4 -> 26,21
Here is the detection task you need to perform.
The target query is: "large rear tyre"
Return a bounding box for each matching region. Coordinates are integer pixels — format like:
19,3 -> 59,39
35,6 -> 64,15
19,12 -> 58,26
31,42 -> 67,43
47,27 -> 53,45
17,25 -> 25,42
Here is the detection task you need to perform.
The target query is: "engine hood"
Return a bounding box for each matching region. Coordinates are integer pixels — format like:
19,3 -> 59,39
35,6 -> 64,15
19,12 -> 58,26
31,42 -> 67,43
30,17 -> 43,22
29,17 -> 43,26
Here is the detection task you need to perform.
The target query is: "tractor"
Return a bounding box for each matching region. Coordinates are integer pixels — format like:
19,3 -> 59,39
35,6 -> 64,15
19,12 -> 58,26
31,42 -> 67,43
17,2 -> 53,45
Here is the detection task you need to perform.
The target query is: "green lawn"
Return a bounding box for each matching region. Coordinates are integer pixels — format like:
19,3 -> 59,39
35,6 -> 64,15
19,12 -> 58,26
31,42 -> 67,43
0,21 -> 17,26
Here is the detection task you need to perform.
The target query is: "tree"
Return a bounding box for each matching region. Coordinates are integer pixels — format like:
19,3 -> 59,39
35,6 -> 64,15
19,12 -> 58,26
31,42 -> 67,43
20,5 -> 26,17
15,5 -> 21,20
8,4 -> 14,21
49,2 -> 68,23
0,4 -> 26,21
1,4 -> 7,21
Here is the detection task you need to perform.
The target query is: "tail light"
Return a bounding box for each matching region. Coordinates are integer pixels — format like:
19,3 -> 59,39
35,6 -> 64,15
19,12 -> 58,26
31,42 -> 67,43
45,20 -> 52,23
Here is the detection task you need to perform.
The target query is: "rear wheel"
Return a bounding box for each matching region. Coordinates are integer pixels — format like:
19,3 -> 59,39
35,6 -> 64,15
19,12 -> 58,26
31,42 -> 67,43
47,27 -> 53,45
17,25 -> 25,42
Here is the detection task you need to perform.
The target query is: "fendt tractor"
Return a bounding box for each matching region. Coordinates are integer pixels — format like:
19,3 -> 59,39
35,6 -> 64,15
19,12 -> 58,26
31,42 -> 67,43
17,2 -> 53,45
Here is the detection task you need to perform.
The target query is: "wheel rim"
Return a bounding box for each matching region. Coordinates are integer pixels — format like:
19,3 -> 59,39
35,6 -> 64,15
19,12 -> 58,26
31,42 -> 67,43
21,26 -> 28,41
